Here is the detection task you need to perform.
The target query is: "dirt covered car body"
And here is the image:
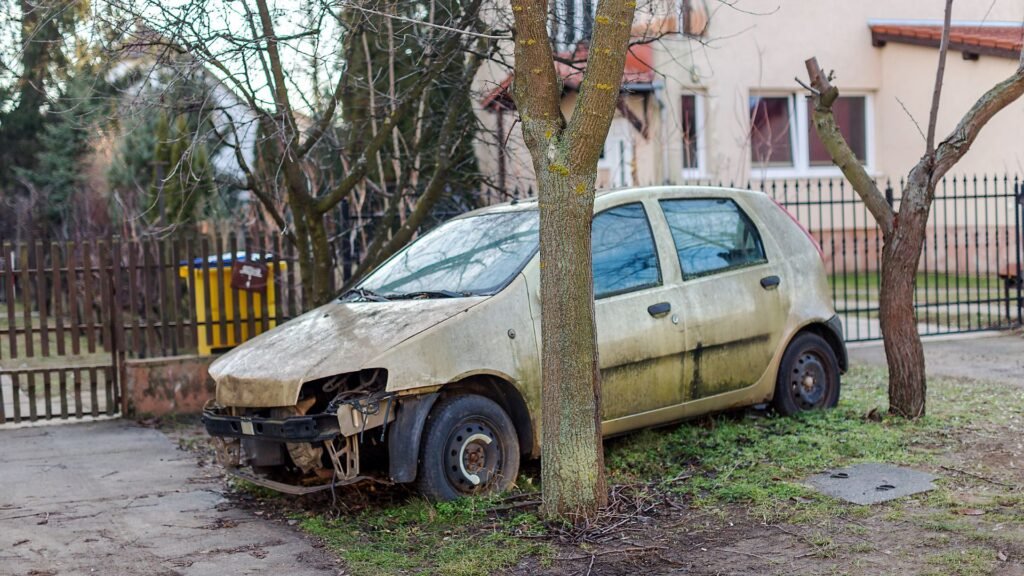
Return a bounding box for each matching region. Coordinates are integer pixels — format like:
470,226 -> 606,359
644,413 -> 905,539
203,186 -> 846,497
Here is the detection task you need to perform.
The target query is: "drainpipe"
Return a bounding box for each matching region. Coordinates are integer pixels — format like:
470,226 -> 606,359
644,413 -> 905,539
496,108 -> 506,199
652,79 -> 671,185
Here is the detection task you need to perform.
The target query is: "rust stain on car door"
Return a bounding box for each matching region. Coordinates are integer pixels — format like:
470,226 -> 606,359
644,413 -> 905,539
681,264 -> 786,399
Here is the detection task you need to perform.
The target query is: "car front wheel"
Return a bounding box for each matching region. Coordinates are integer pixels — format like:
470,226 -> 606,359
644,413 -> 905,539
417,394 -> 520,501
773,332 -> 840,416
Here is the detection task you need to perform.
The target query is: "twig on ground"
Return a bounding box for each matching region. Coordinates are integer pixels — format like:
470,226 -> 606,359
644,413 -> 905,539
555,545 -> 667,562
720,548 -> 775,561
940,465 -> 1017,488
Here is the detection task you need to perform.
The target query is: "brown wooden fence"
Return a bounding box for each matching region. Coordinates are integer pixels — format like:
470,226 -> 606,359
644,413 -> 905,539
0,232 -> 308,424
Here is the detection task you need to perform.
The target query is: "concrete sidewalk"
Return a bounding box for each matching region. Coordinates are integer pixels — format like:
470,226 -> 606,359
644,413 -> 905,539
0,421 -> 338,576
849,331 -> 1024,386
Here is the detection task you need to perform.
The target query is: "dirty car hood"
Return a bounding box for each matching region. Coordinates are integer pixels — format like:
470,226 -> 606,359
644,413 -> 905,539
209,297 -> 486,407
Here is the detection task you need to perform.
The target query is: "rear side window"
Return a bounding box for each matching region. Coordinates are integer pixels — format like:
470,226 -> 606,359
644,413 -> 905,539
660,198 -> 767,280
592,203 -> 661,298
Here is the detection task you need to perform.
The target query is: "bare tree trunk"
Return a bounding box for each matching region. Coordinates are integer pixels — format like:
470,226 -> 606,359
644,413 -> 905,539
537,170 -> 606,518
510,0 -> 636,520
307,212 -> 336,304
879,172 -> 932,417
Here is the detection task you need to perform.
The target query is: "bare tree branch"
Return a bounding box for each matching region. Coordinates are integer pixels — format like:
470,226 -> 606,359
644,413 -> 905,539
254,0 -> 299,146
926,0 -> 953,155
334,0 -> 511,39
563,0 -> 638,171
314,0 -> 483,214
932,52 -> 1024,182
803,57 -> 894,237
510,0 -> 564,151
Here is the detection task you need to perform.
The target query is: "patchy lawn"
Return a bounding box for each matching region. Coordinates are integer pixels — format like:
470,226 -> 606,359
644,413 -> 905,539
216,365 -> 1023,576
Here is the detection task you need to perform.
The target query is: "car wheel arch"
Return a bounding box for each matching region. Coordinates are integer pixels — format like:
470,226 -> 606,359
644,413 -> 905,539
791,319 -> 848,374
438,376 -> 535,459
386,375 -> 534,485
772,330 -> 841,415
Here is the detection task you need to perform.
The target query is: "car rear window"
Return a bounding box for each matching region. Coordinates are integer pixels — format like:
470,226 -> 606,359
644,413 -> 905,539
659,198 -> 767,280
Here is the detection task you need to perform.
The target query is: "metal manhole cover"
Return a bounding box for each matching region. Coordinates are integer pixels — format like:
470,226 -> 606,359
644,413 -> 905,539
805,463 -> 937,505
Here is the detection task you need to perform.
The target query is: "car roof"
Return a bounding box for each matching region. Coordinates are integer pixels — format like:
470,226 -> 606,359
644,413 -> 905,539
455,186 -> 766,219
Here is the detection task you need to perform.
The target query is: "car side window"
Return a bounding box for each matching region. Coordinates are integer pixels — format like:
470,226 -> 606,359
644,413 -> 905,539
660,198 -> 767,280
592,203 -> 661,298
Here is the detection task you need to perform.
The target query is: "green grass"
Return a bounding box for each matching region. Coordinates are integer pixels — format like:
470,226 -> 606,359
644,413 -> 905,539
829,272 -> 1002,303
923,548 -> 997,576
299,366 -> 1024,574
300,495 -> 550,576
604,364 -> 1024,524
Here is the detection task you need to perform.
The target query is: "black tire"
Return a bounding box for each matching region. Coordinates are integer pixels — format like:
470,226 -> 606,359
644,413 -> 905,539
417,394 -> 520,501
772,332 -> 841,416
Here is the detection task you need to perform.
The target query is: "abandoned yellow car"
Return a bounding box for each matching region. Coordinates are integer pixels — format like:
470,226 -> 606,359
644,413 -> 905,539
202,186 -> 846,499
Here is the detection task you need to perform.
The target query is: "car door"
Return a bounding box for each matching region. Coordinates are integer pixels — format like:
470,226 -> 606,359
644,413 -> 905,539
658,197 -> 788,400
592,202 -> 688,421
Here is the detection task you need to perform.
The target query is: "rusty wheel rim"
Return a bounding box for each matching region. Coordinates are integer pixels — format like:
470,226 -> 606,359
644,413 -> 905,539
790,350 -> 828,410
444,417 -> 503,493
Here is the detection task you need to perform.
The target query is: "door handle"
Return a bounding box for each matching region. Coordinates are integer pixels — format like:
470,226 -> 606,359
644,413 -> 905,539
760,275 -> 781,289
647,302 -> 671,317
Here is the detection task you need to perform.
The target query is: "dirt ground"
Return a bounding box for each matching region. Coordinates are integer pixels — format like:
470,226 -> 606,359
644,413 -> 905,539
511,331 -> 1024,576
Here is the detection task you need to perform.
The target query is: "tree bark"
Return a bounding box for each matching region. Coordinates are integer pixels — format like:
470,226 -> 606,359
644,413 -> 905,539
537,169 -> 606,520
307,211 -> 336,305
510,0 -> 636,521
879,169 -> 932,417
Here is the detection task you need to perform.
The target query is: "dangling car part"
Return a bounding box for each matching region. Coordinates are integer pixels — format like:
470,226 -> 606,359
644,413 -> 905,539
202,369 -> 397,494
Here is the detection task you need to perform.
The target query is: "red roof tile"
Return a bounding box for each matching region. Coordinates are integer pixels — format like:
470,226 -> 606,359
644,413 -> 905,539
870,23 -> 1023,59
481,43 -> 655,110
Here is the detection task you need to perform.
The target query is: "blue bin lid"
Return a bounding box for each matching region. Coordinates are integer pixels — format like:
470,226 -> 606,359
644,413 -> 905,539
181,251 -> 276,267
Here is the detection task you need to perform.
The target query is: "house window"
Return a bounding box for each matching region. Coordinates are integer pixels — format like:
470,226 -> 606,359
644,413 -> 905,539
750,96 -> 794,167
750,92 -> 871,175
682,95 -> 699,170
807,96 -> 866,166
552,0 -> 596,48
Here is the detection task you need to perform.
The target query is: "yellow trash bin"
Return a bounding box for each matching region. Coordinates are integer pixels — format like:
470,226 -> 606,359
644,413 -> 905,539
178,252 -> 286,356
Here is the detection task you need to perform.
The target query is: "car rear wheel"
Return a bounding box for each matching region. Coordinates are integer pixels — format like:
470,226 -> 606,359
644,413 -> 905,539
773,332 -> 840,416
417,394 -> 520,501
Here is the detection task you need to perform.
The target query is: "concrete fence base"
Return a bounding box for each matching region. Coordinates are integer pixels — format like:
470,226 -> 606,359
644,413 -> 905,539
124,355 -> 217,417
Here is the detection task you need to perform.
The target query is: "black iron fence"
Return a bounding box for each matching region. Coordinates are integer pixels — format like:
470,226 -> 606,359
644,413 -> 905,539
759,175 -> 1023,342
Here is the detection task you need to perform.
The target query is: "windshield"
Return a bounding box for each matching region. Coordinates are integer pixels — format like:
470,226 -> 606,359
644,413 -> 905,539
355,210 -> 539,298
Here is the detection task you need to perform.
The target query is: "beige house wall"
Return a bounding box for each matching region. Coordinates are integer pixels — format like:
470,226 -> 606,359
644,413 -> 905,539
473,0 -> 1024,202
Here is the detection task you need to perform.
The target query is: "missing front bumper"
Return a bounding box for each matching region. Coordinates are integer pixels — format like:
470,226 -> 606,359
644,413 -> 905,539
226,465 -> 374,495
203,395 -> 397,493
202,405 -> 341,443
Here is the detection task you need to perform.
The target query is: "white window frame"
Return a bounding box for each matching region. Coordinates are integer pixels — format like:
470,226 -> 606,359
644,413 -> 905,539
681,93 -> 707,180
552,0 -> 595,49
599,117 -> 635,188
749,92 -> 875,179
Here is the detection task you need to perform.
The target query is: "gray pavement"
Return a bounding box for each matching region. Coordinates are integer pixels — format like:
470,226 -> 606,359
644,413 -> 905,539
849,330 -> 1024,386
0,421 -> 338,576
